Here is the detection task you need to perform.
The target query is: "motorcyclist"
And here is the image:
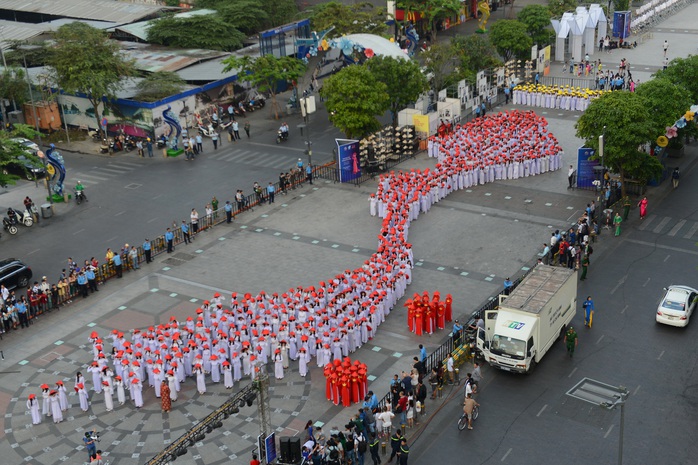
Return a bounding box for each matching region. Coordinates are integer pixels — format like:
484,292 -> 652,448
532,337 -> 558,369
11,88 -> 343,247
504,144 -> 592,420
6,208 -> 16,224
279,123 -> 289,140
75,181 -> 88,201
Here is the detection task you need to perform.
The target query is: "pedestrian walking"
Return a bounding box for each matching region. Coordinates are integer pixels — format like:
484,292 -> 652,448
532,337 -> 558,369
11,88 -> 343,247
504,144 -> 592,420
196,134 -> 203,153
146,138 -> 153,157
622,196 -> 631,221
672,167 -> 680,189
232,121 -> 240,140
567,165 -> 576,189
564,326 -> 578,357
613,212 -> 622,236
136,139 -> 144,157
579,253 -> 589,281
165,228 -> 174,253
212,131 -> 219,149
638,197 -> 648,219
244,121 -> 250,138
181,221 -> 191,244
583,296 -> 595,327
397,437 -> 410,465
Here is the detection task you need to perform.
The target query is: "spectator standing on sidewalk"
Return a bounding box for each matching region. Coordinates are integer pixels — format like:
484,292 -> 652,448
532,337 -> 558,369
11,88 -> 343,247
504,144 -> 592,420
190,208 -> 199,234
224,201 -> 233,223
267,183 -> 275,204
143,239 -> 152,263
244,121 -> 250,138
181,221 -> 191,244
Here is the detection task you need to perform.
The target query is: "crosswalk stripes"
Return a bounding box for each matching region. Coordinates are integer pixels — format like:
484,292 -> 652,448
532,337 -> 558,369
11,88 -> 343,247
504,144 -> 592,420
72,160 -> 142,186
207,149 -> 295,169
634,214 -> 698,239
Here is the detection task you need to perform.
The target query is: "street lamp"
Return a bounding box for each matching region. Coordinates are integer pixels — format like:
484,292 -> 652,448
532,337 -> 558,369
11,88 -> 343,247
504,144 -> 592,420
600,387 -> 630,465
301,96 -> 313,167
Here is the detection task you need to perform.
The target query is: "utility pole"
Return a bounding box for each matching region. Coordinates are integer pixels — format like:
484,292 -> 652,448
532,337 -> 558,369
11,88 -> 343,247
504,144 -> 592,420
254,368 -> 273,464
303,96 -> 312,167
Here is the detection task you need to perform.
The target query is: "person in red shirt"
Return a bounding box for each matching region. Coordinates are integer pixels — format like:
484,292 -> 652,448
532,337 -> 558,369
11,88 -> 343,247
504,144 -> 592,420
250,454 -> 261,465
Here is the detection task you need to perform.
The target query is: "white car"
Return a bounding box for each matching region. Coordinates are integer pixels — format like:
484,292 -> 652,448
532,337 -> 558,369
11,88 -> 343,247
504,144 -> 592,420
10,137 -> 40,154
656,285 -> 698,327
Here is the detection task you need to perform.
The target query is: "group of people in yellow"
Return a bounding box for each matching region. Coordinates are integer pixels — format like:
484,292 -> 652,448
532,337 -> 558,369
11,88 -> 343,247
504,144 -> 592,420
512,84 -> 611,111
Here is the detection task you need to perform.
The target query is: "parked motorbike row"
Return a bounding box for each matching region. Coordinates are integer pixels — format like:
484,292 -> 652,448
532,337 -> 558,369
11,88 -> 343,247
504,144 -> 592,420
229,96 -> 266,118
99,133 -> 138,154
3,207 -> 37,236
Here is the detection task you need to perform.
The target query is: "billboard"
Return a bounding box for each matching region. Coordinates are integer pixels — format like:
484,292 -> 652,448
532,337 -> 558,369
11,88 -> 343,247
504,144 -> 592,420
576,146 -> 600,188
336,139 -> 361,183
613,11 -> 631,40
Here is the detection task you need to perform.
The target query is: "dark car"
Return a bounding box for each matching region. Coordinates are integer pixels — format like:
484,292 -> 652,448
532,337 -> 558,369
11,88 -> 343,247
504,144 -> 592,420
0,259 -> 32,290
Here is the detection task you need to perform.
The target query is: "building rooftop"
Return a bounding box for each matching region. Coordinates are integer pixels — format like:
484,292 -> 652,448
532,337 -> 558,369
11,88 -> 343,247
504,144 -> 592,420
0,0 -> 170,25
119,42 -> 228,73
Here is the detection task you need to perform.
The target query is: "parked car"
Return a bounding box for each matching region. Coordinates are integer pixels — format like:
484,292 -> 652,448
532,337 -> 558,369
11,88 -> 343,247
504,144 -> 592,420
656,285 -> 698,327
10,137 -> 39,154
3,138 -> 45,179
0,258 -> 33,290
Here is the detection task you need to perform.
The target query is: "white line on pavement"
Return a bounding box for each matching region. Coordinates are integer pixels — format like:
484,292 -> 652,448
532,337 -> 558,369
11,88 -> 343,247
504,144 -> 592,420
610,275 -> 627,294
657,350 -> 665,360
604,424 -> 615,438
501,448 -> 513,462
642,278 -> 651,287
568,367 -> 577,378
536,405 -> 547,417
596,335 -> 604,344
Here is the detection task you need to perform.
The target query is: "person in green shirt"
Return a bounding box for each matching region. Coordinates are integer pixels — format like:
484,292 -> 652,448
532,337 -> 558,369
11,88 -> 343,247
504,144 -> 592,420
211,196 -> 219,219
580,254 -> 589,281
613,212 -> 622,236
564,327 -> 578,358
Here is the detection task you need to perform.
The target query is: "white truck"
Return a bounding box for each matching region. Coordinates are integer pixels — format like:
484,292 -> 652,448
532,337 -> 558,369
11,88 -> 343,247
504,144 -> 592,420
476,265 -> 577,374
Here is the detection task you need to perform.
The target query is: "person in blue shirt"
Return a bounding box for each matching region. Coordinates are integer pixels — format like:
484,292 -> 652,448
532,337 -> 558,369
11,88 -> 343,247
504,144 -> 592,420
165,228 -> 174,253
85,266 -> 98,293
583,296 -> 595,327
480,102 -> 486,117
112,252 -> 123,278
503,277 -> 513,295
305,164 -> 313,184
181,221 -> 190,244
77,271 -> 89,298
16,300 -> 29,328
419,344 -> 427,363
367,390 -> 378,410
452,319 -> 463,346
267,182 -> 275,204
475,105 -> 481,118
143,239 -> 152,263
224,201 -> 233,223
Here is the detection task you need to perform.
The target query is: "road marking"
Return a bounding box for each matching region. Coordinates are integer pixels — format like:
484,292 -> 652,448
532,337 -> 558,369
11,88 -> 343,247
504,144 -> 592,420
626,239 -> 698,256
73,228 -> 85,235
106,236 -> 117,243
25,248 -> 40,256
97,167 -> 128,174
247,141 -> 305,152
147,217 -> 159,224
596,335 -> 604,344
663,254 -> 670,262
114,210 -> 127,217
657,350 -> 665,360
536,404 -> 547,417
653,216 -> 671,233
621,305 -> 628,314
568,367 -> 577,378
637,214 -> 656,231
604,424 -> 615,438
610,275 -> 627,294
152,194 -> 163,200
642,278 -> 651,287
684,223 -> 698,239
667,220 -> 685,237
633,385 -> 641,395
501,448 -> 513,462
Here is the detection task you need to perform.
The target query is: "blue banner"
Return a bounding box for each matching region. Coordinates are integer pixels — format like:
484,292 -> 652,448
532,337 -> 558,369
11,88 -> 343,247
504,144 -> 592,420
336,139 -> 361,182
612,11 -> 631,40
576,146 -> 599,188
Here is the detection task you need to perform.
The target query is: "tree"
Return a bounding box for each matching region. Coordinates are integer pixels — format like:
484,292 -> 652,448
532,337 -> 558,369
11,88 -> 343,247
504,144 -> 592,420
216,0 -> 269,35
365,57 -> 429,127
613,0 -> 630,11
135,71 -> 187,102
421,42 -> 457,93
399,0 -> 462,39
547,0 -> 577,18
310,1 -> 387,37
320,65 -> 389,139
517,5 -> 553,46
260,0 -> 299,28
49,23 -> 135,136
0,125 -> 42,187
489,20 -> 533,61
635,78 -> 693,139
4,40 -> 52,67
451,34 -> 502,75
147,14 -> 245,52
576,92 -> 662,194
0,67 -> 28,113
654,55 -> 698,102
222,55 -> 306,119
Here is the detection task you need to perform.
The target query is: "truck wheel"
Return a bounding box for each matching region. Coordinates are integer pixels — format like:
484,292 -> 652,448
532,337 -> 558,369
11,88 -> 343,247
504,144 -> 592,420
527,359 -> 537,374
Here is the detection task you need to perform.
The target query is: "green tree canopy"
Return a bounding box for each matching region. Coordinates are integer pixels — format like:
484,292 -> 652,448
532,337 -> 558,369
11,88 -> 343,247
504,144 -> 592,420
517,5 -> 553,45
654,55 -> 698,103
222,55 -> 306,119
135,71 -> 187,102
366,57 -> 429,126
49,22 -> 135,135
489,20 -> 533,61
310,1 -> 387,37
320,64 -> 389,139
215,0 -> 269,35
0,67 -> 28,110
4,40 -> 52,68
547,0 -> 577,18
451,34 -> 502,75
147,14 -> 246,51
576,91 -> 662,191
421,41 -> 457,93
0,125 -> 42,187
635,77 -> 694,139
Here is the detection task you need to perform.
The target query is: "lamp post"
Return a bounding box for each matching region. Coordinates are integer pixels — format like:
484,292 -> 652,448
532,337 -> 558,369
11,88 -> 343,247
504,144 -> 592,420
302,96 -> 312,167
600,386 -> 630,465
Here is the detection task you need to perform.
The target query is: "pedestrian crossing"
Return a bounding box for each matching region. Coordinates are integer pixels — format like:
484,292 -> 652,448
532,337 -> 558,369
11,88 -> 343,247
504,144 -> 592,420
206,148 -> 299,170
72,160 -> 142,186
637,214 -> 698,239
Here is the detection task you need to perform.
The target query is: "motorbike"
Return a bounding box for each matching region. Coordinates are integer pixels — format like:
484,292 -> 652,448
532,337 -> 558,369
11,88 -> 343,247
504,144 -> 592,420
233,106 -> 246,117
2,217 -> 18,235
276,129 -> 289,144
156,135 -> 168,149
198,124 -> 220,138
10,208 -> 33,227
75,189 -> 87,205
123,135 -> 136,152
88,128 -> 102,141
99,138 -> 110,154
109,139 -> 123,153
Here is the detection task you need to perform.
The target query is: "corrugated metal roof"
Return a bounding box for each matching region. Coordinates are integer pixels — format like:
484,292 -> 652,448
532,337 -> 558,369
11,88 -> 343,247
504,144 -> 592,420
0,0 -> 169,24
176,55 -> 240,82
0,20 -> 48,49
119,42 -> 228,73
113,8 -> 217,42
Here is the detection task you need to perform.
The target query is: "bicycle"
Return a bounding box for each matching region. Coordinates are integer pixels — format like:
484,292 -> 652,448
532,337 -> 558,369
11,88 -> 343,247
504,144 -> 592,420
457,405 -> 479,431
